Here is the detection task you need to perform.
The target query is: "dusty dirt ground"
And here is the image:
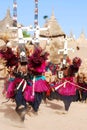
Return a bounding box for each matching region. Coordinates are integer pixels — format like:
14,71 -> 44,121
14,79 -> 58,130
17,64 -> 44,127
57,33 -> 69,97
0,80 -> 87,130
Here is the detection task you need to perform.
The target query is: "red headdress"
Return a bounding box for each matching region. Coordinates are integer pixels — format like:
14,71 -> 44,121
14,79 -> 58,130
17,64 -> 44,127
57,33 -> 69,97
28,46 -> 49,75
68,57 -> 82,76
0,47 -> 18,67
72,57 -> 82,68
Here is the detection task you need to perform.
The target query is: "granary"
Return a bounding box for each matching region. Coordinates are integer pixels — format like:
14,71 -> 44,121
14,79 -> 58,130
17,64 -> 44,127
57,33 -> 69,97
40,11 -> 66,64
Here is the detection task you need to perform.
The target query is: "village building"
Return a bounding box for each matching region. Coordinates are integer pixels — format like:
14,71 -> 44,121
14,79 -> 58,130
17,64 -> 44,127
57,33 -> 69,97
40,11 -> 66,64
0,9 -> 87,72
0,9 -> 17,41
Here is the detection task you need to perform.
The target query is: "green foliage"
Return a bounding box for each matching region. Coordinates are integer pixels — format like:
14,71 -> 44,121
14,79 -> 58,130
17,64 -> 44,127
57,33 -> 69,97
23,31 -> 30,37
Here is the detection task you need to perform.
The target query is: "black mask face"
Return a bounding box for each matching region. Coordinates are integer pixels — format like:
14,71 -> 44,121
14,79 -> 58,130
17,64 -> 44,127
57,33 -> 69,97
20,55 -> 28,65
20,62 -> 28,65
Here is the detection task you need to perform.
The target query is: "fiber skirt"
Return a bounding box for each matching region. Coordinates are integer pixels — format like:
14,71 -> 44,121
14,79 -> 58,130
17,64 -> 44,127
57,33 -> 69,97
34,79 -> 49,92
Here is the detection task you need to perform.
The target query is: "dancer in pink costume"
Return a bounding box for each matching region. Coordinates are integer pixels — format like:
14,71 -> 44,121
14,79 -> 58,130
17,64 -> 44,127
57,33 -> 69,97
47,57 -> 82,112
28,46 -> 49,112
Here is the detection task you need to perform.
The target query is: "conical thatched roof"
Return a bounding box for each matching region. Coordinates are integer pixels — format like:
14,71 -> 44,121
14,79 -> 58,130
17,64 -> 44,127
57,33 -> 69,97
77,31 -> 87,47
0,8 -> 13,32
40,11 -> 65,38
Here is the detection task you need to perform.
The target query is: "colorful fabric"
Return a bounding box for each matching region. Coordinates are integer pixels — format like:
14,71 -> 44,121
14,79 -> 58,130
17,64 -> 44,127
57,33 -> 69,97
23,85 -> 34,102
34,79 -> 49,92
55,77 -> 77,96
35,75 -> 46,81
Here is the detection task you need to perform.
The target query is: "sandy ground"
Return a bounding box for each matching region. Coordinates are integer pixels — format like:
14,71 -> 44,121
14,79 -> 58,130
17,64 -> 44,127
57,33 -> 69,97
0,81 -> 87,130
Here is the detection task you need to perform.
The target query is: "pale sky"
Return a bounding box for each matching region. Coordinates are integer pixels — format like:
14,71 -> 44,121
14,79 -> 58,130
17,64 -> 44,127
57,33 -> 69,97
0,0 -> 87,38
